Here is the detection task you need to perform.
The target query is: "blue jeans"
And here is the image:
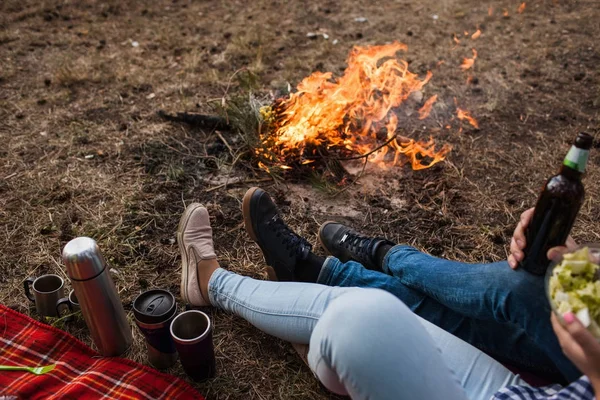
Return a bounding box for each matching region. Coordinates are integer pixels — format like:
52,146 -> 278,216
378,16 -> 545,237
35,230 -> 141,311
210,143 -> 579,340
317,245 -> 580,382
208,268 -> 526,400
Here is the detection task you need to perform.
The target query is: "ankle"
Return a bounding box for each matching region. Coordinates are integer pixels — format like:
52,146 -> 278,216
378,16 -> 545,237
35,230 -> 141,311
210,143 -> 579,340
374,242 -> 394,270
197,259 -> 219,304
296,252 -> 325,283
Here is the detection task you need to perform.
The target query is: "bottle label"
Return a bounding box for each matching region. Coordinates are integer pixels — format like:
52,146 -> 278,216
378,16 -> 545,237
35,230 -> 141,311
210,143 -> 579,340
563,147 -> 589,172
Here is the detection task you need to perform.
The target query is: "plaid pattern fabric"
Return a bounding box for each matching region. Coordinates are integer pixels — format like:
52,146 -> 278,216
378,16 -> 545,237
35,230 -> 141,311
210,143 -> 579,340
493,376 -> 595,400
0,305 -> 203,400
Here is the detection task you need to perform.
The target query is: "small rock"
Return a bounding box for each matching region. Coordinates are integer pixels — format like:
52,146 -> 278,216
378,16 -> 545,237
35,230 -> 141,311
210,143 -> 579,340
410,90 -> 424,103
169,238 -> 176,244
131,41 -> 139,47
306,32 -> 329,40
432,14 -> 439,20
40,131 -> 48,136
110,268 -> 119,274
84,154 -> 94,159
146,93 -> 156,99
354,16 -> 368,23
332,39 -> 339,45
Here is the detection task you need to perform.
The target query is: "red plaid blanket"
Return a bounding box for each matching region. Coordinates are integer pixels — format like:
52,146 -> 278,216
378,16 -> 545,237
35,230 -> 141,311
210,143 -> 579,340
0,304 -> 204,400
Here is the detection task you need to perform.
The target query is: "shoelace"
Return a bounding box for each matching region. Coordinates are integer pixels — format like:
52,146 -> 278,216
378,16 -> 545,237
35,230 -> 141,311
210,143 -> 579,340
268,217 -> 312,257
342,232 -> 372,260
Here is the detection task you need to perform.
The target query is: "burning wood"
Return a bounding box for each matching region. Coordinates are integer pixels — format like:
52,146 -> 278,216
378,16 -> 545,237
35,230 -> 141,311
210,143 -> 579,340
460,49 -> 478,71
159,43 -> 478,181
255,42 -> 465,174
456,107 -> 479,129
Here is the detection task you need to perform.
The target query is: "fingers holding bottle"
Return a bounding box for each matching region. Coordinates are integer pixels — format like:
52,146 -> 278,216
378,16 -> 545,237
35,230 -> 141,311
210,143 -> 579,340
508,208 -> 534,269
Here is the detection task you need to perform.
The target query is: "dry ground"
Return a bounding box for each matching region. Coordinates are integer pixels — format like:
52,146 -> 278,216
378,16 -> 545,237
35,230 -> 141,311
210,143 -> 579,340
2,0 -> 600,399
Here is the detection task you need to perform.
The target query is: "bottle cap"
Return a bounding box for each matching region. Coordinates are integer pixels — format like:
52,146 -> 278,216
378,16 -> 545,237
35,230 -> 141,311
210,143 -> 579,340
575,132 -> 593,150
62,237 -> 106,281
133,289 -> 177,324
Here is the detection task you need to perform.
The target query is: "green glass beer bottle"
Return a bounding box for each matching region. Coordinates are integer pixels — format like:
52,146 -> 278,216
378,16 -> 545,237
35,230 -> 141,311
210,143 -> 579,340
520,132 -> 593,275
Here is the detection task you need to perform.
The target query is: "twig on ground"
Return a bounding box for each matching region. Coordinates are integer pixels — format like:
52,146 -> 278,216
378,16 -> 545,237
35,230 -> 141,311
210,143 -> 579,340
157,110 -> 232,131
332,156 -> 368,198
205,177 -> 273,193
334,134 -> 399,161
216,131 -> 235,159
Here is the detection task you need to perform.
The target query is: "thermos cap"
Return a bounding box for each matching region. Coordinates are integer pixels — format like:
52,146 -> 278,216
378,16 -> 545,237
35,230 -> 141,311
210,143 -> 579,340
133,289 -> 177,324
62,237 -> 106,281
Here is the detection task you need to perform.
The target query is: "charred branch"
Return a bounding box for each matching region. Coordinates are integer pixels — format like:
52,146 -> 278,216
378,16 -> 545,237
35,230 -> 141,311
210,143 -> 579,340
157,110 -> 232,131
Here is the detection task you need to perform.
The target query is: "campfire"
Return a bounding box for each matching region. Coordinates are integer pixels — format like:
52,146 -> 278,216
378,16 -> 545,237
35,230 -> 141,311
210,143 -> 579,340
254,42 -> 475,175
160,42 -> 478,182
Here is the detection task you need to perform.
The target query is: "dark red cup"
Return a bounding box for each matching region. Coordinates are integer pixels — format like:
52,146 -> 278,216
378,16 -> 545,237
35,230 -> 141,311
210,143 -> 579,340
170,310 -> 215,381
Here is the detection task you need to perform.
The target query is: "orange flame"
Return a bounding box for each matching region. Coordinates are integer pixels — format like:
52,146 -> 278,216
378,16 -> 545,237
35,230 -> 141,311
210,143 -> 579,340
457,107 -> 479,129
257,43 -> 453,171
518,2 -> 526,13
460,49 -> 478,70
418,95 -> 438,120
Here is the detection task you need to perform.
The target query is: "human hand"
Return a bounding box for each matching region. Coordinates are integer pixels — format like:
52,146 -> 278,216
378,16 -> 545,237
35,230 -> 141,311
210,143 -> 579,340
551,313 -> 600,388
507,208 -> 577,269
508,208 -> 534,269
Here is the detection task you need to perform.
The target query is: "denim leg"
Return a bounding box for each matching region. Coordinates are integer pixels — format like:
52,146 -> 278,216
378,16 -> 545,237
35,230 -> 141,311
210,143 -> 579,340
318,256 -> 563,380
381,245 -> 580,381
308,289 -> 525,400
208,268 -> 360,344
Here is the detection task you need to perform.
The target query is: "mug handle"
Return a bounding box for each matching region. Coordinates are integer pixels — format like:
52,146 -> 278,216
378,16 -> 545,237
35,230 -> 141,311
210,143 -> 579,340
56,297 -> 73,316
23,278 -> 35,303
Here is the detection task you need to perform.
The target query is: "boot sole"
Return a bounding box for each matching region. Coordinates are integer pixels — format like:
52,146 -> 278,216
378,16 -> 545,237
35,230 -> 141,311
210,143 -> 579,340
242,187 -> 279,282
177,203 -> 205,304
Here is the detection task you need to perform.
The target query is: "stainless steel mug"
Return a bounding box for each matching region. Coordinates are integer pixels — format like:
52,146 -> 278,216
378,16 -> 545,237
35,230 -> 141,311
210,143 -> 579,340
62,237 -> 133,356
24,274 -> 65,317
133,289 -> 178,369
170,310 -> 216,381
56,289 -> 80,320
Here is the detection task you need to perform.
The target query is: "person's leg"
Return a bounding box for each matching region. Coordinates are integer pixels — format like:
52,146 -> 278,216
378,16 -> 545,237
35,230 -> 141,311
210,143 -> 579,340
208,267 -> 358,343
317,256 -> 563,380
208,268 -> 524,399
236,190 -> 571,379
308,289 -> 526,400
381,245 -> 579,381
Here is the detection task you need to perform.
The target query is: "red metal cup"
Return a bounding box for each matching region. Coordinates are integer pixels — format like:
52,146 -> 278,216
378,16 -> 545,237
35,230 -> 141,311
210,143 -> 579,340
170,310 -> 215,381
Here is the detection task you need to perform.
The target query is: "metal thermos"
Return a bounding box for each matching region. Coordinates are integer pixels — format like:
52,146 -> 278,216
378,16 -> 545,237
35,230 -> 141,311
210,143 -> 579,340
62,237 -> 133,356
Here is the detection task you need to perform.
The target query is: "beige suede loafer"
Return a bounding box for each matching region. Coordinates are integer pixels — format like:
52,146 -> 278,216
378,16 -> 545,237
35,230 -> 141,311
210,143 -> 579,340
177,203 -> 216,307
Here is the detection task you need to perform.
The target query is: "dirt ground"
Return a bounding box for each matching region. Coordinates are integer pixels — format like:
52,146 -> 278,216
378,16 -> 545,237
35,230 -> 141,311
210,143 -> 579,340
1,0 -> 600,399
